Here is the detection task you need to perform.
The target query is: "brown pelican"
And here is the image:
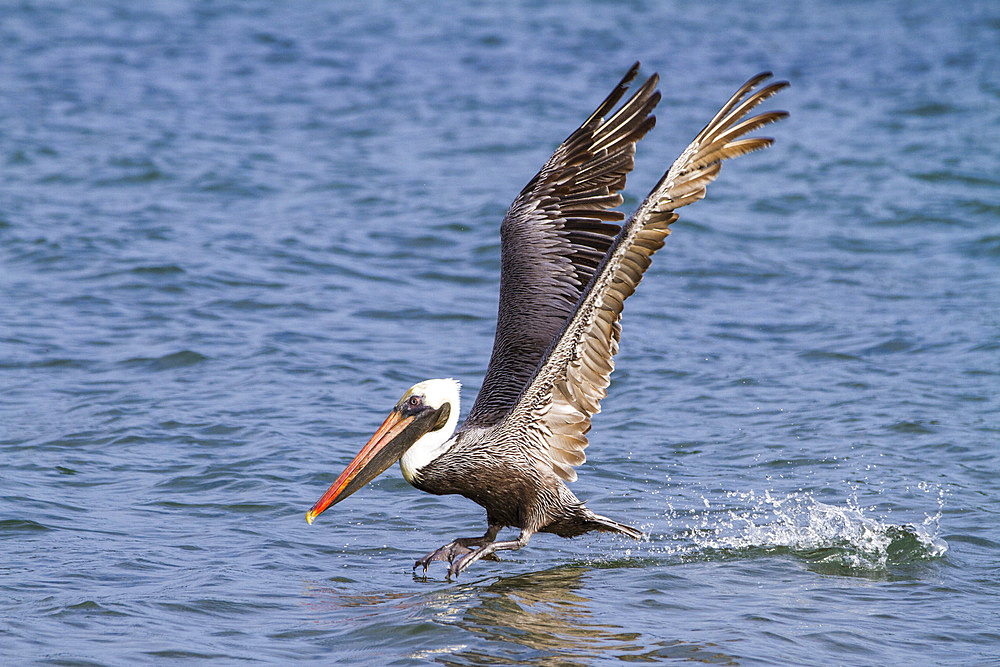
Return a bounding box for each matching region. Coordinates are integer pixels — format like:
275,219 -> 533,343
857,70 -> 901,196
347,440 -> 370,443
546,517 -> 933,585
307,63 -> 788,577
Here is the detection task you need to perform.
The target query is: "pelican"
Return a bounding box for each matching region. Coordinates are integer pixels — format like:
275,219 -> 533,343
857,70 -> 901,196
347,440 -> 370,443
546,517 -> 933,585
307,63 -> 788,577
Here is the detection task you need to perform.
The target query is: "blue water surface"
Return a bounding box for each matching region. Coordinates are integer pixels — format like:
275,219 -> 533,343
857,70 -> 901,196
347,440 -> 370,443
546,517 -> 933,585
2,1 -> 999,664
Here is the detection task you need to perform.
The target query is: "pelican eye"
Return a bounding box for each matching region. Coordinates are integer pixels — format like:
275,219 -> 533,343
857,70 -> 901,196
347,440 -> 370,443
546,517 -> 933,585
408,395 -> 421,408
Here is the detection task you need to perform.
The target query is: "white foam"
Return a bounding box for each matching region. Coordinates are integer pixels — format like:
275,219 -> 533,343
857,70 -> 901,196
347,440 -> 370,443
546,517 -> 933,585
628,483 -> 949,570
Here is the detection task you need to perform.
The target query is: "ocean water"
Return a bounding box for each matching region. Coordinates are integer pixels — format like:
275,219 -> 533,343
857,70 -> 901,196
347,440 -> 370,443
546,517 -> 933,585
2,1 -> 999,664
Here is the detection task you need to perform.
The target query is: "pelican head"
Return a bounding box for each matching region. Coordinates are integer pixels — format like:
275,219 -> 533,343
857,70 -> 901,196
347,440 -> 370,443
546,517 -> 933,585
306,378 -> 460,524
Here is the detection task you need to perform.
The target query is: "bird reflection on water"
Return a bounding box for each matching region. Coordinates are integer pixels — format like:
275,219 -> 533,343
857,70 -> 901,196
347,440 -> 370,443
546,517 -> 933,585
437,565 -> 737,665
306,565 -> 737,664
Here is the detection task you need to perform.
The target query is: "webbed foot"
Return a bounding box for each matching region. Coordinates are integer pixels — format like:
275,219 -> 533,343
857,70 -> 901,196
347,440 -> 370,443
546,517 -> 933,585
414,542 -> 475,574
413,526 -> 502,577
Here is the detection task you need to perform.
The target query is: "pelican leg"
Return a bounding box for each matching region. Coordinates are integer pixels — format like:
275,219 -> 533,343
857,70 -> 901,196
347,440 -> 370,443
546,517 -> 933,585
449,529 -> 534,578
414,524 -> 501,574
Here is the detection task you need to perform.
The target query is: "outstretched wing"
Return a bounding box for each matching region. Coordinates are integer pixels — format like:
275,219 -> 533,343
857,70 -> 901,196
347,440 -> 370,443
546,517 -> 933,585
500,73 -> 789,481
464,63 -> 661,428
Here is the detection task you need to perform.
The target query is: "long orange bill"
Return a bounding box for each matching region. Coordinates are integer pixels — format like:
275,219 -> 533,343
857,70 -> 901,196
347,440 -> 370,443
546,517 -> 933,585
306,404 -> 443,524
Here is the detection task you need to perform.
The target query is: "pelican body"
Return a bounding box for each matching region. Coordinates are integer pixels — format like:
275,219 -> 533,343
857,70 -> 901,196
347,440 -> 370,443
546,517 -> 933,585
307,63 -> 788,577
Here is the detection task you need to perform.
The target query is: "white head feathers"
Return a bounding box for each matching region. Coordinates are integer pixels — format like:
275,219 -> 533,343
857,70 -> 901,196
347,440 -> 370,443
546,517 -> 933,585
399,378 -> 461,484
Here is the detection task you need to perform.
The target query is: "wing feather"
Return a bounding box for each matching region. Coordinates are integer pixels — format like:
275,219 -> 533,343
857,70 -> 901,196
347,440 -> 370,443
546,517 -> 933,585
500,73 -> 789,481
464,63 -> 661,427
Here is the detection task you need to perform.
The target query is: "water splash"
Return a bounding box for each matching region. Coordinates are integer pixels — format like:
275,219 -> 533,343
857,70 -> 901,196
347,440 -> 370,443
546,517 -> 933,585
647,486 -> 947,572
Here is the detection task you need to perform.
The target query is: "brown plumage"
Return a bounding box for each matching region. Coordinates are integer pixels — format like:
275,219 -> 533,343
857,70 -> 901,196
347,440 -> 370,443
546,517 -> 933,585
306,64 -> 788,578
466,63 -> 659,427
